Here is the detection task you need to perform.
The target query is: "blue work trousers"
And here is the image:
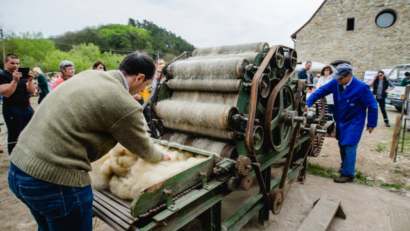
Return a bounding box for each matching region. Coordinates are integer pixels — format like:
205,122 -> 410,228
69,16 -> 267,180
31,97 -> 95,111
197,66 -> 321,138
3,106 -> 34,154
339,143 -> 358,177
8,163 -> 93,231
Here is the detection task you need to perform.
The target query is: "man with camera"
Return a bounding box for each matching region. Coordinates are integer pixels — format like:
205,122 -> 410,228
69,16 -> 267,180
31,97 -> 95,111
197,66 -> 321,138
0,54 -> 36,154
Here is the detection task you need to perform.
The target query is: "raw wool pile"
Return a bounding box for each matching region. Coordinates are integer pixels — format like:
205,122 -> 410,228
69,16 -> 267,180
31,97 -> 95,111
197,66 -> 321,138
90,143 -> 207,200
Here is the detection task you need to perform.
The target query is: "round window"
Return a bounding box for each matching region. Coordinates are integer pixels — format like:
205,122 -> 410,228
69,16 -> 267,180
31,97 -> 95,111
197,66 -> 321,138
376,10 -> 397,28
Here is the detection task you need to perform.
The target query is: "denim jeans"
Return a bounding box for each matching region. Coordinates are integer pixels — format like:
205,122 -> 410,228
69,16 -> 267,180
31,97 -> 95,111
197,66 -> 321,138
377,98 -> 389,123
8,163 -> 93,231
327,104 -> 334,121
339,143 -> 358,178
3,106 -> 34,154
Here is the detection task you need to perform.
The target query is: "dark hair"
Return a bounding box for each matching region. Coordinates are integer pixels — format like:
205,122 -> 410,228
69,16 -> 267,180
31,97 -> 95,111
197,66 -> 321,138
320,65 -> 333,76
405,72 -> 410,76
377,70 -> 387,81
5,54 -> 18,62
119,52 -> 156,80
93,61 -> 106,71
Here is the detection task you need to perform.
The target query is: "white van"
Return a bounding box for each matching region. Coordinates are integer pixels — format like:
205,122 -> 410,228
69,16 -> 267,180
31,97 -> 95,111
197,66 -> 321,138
385,64 -> 410,112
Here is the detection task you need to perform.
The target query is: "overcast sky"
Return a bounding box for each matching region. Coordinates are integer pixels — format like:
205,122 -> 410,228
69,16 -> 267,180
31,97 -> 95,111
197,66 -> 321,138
0,0 -> 324,48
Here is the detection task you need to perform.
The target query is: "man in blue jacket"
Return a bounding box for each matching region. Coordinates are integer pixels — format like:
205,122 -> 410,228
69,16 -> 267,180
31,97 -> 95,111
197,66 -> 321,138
298,61 -> 314,84
306,63 -> 378,183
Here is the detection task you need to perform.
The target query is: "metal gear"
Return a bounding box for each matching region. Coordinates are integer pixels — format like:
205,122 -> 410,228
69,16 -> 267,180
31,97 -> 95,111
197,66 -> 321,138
268,189 -> 284,215
240,173 -> 253,191
236,156 -> 252,176
309,98 -> 327,157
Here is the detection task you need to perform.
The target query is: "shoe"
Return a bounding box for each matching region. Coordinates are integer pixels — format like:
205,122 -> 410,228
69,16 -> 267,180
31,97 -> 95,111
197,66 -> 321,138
386,123 -> 391,127
0,150 -> 3,153
334,176 -> 353,183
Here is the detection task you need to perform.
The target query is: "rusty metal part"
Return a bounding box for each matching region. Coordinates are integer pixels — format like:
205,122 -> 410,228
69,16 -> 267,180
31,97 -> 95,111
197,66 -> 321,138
311,98 -> 327,156
279,122 -> 301,189
240,173 -> 253,191
252,125 -> 264,151
284,50 -> 298,71
264,84 -> 295,152
259,74 -> 271,98
270,46 -> 285,69
268,189 -> 284,215
236,156 -> 252,176
227,177 -> 238,191
245,45 -> 281,153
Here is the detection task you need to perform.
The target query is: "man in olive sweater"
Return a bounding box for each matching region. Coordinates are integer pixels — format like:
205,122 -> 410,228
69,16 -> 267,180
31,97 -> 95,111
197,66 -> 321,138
8,52 -> 169,231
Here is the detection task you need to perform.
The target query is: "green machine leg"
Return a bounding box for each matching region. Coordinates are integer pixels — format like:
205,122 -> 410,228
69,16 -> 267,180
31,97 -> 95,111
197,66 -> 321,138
258,165 -> 271,225
201,201 -> 222,231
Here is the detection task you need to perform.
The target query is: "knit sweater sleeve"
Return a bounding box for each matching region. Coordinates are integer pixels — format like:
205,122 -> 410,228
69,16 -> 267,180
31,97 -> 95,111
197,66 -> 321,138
109,107 -> 164,163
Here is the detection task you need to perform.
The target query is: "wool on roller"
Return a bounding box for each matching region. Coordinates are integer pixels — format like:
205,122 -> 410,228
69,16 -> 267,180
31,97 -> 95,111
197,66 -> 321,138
168,58 -> 247,80
163,132 -> 231,156
90,143 -> 206,200
171,91 -> 239,107
156,100 -> 235,130
189,52 -> 259,63
192,42 -> 268,57
167,79 -> 242,92
161,120 -> 234,140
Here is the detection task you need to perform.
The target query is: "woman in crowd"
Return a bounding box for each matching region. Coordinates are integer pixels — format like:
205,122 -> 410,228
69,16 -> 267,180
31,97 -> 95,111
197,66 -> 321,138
33,67 -> 50,104
93,61 -> 106,71
316,65 -> 334,121
368,70 -> 394,127
53,60 -> 75,89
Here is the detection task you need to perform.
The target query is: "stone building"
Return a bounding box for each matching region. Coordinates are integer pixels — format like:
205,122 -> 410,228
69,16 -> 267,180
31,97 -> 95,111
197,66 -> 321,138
291,0 -> 410,79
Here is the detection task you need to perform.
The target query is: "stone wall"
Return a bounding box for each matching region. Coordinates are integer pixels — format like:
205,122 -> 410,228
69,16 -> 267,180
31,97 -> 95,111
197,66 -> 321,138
295,0 -> 410,79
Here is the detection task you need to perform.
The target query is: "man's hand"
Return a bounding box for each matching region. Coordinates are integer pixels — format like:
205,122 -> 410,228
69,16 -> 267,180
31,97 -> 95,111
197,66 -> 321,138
27,71 -> 34,81
12,70 -> 22,82
304,105 -> 309,112
133,93 -> 142,101
366,126 -> 375,134
163,154 -> 170,161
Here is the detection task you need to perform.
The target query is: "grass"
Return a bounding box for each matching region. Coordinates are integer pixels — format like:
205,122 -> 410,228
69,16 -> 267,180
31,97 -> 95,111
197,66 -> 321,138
376,142 -> 388,153
307,163 -> 408,190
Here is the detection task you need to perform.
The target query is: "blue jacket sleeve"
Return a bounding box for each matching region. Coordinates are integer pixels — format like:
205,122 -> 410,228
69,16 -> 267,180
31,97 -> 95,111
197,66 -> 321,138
306,81 -> 334,107
360,85 -> 378,128
298,71 -> 303,79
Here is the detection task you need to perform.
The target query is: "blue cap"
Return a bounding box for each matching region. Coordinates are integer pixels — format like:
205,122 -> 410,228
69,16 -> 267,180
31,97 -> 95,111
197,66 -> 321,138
331,63 -> 352,80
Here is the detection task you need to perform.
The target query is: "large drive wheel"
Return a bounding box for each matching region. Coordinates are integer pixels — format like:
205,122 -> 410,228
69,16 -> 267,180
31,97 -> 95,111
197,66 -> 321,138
265,85 -> 295,152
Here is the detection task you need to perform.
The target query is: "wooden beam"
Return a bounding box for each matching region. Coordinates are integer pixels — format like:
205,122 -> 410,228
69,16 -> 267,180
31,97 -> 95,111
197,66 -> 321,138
390,115 -> 402,158
298,194 -> 345,231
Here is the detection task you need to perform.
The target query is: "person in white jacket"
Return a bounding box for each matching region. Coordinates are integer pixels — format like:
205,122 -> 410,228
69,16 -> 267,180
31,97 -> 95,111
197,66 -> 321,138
316,65 -> 334,121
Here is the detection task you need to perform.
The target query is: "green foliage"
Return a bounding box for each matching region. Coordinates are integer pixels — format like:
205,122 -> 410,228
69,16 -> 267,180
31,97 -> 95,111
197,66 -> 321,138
306,163 -> 339,179
376,142 -> 387,153
51,21 -> 195,59
354,170 -> 375,186
380,182 -> 410,190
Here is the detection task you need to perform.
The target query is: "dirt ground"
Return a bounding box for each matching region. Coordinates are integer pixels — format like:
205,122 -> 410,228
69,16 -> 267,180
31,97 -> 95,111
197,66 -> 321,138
0,98 -> 409,231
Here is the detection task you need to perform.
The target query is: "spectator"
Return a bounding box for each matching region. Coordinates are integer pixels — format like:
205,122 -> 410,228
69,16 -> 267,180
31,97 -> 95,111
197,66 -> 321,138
33,67 -> 50,104
47,77 -> 53,92
51,73 -> 59,84
316,65 -> 334,121
0,69 -> 3,104
52,60 -> 75,89
306,63 -> 378,183
298,61 -> 313,84
367,70 -> 394,127
93,60 -> 106,71
155,59 -> 165,68
0,54 -> 36,154
8,52 -> 170,230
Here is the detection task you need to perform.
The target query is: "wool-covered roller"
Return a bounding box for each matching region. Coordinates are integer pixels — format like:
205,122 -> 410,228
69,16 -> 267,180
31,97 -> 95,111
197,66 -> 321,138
166,79 -> 242,92
189,52 -> 259,63
168,58 -> 249,80
156,100 -> 238,130
171,91 -> 239,107
161,132 -> 237,158
161,121 -> 234,140
192,42 -> 269,57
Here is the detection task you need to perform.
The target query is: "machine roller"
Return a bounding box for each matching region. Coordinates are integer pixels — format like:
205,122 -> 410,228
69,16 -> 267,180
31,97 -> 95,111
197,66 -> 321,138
92,42 -> 334,231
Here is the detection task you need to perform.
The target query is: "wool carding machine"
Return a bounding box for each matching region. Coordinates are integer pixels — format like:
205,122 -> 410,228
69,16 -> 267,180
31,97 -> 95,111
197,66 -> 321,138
93,42 -> 334,231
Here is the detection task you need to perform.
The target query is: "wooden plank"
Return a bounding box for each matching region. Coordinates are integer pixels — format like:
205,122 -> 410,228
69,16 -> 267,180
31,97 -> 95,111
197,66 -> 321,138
93,191 -> 135,220
93,201 -> 130,230
390,115 -> 402,158
298,194 -> 343,231
98,189 -> 131,208
389,204 -> 410,231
